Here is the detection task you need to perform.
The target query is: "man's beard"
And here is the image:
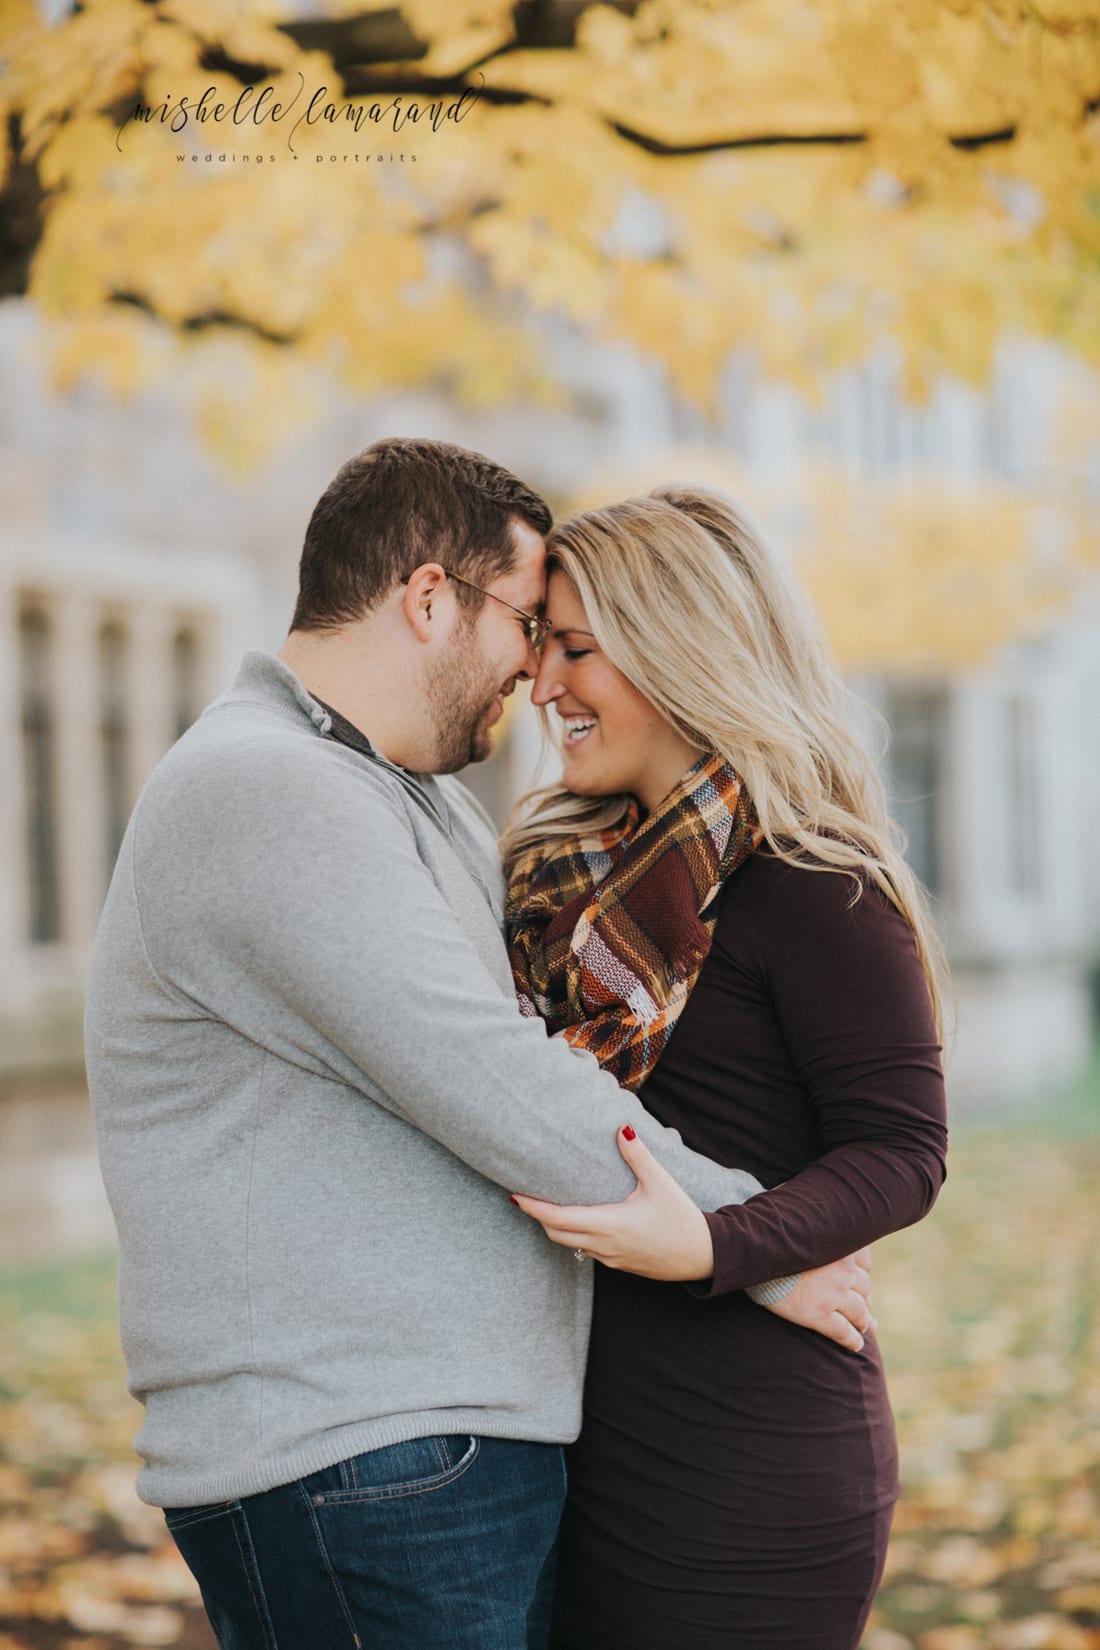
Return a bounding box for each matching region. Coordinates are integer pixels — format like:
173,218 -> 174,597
426,622 -> 504,774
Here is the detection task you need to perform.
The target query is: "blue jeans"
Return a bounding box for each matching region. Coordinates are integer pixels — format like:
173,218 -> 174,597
164,1435 -> 566,1650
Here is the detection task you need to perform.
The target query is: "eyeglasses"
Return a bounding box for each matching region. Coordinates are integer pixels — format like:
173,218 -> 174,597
443,570 -> 551,650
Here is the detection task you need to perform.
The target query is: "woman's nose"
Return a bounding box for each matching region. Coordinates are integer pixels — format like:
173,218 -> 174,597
530,655 -> 566,707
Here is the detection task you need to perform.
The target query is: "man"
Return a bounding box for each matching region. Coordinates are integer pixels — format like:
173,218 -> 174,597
85,438 -> 872,1650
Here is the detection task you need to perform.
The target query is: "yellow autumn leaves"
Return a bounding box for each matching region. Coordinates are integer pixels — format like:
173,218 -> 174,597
2,0 -> 1097,408
862,1118 -> 1100,1649
0,0 -> 1098,668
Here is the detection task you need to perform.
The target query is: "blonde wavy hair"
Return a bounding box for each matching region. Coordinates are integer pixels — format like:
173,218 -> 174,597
501,484 -> 948,1038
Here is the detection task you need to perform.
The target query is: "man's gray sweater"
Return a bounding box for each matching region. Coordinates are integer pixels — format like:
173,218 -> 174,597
85,652 -> 783,1508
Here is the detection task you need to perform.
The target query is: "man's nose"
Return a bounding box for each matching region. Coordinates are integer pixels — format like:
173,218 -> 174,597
515,636 -> 542,682
530,655 -> 565,706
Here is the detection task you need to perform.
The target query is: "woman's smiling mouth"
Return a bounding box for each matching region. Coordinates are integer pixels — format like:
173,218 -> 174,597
563,716 -> 597,747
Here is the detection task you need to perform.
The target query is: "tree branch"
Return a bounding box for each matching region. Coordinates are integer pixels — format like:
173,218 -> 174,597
0,117 -> 44,303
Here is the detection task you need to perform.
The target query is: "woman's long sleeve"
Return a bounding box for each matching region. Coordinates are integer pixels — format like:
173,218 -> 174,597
700,862 -> 947,1298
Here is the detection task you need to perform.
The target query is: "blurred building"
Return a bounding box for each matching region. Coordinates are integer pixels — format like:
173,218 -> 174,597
871,629 -> 1100,1110
0,314 -> 271,1075
0,301 -> 1097,1109
713,345 -> 1100,1110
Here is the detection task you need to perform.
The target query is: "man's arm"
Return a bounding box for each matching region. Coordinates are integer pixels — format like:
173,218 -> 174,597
137,744 -> 896,1335
139,749 -> 764,1213
512,1125 -> 874,1350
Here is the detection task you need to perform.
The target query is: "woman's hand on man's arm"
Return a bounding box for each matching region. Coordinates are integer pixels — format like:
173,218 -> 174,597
510,1127 -> 875,1351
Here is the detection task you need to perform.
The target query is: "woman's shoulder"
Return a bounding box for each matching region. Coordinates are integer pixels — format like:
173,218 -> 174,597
748,845 -> 879,901
716,845 -> 915,964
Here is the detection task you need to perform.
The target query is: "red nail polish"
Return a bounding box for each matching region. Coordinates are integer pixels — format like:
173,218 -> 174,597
622,1125 -> 636,1141
509,1195 -> 520,1206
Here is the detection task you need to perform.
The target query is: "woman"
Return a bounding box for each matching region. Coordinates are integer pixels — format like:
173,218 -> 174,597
503,486 -> 948,1650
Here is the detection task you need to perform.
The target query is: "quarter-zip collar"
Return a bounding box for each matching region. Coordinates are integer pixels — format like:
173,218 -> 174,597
227,652 -> 454,838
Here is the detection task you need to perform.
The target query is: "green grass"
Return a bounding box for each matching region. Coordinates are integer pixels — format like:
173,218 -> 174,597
0,1249 -> 118,1322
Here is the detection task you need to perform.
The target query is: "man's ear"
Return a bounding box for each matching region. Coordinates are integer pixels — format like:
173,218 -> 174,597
402,564 -> 449,643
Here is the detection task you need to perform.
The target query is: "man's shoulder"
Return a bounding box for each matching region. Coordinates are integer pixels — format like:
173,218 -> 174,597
138,689 -> 411,847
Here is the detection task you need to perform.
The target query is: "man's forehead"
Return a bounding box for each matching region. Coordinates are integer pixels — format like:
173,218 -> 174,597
505,517 -> 549,598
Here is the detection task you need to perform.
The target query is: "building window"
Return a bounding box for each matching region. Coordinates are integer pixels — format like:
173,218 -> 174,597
19,606 -> 61,943
98,619 -> 130,887
884,687 -> 949,898
172,625 -> 201,741
1005,696 -> 1041,898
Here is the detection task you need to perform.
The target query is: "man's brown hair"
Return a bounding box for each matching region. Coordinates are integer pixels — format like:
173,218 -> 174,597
291,437 -> 552,632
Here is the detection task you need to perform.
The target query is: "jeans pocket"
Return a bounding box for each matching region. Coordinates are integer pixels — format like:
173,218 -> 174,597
306,1434 -> 480,1505
164,1499 -> 242,1533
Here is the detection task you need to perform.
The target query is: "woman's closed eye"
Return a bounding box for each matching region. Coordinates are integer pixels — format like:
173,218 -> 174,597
563,648 -> 592,661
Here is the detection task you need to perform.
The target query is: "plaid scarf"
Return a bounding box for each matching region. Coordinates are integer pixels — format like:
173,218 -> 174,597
506,755 -> 761,1091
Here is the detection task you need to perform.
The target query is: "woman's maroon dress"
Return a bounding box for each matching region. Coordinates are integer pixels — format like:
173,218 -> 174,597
550,853 -> 948,1650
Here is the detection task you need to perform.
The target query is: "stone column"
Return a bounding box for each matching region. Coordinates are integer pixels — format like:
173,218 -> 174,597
200,609 -> 230,714
942,680 -> 996,956
128,605 -> 178,805
0,577 -> 29,987
52,593 -> 107,953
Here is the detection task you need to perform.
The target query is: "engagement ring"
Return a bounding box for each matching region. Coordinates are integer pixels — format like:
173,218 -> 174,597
573,1248 -> 587,1262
